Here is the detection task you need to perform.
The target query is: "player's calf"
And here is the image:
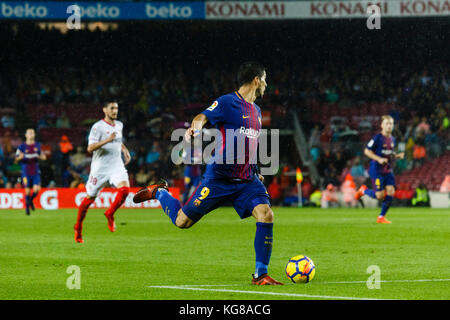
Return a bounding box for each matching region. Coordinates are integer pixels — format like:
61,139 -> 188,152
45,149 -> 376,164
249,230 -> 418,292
133,180 -> 195,228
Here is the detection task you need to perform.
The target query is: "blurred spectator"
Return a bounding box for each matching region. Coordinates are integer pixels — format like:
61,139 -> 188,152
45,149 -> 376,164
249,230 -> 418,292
322,164 -> 340,189
321,184 -> 338,208
415,117 -> 431,136
340,174 -> 356,207
59,135 -> 74,181
145,142 -> 161,165
1,113 -> 15,128
267,176 -> 282,206
0,144 -> 4,167
69,169 -> 83,188
411,183 -> 429,207
70,146 -> 88,172
439,175 -> 450,192
135,167 -> 150,187
301,177 -> 313,205
350,156 -> 366,186
37,115 -> 51,131
339,160 -> 353,183
405,136 -> 415,161
412,139 -> 427,168
59,135 -> 74,154
309,189 -> 322,207
309,125 -> 321,162
56,112 -> 72,129
0,170 -> 6,188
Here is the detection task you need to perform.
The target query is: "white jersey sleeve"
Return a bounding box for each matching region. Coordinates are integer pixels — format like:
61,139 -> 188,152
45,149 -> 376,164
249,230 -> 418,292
88,120 -> 126,174
88,122 -> 102,145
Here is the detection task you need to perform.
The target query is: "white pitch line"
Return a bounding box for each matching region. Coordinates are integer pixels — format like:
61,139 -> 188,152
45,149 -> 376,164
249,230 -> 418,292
321,279 -> 450,284
147,285 -> 387,300
169,278 -> 450,287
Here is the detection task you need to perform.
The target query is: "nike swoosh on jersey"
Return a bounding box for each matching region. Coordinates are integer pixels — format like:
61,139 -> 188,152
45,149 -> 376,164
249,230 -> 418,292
242,115 -> 250,119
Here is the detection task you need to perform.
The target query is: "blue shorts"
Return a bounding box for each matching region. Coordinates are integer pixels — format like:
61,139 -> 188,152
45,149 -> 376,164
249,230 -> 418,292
184,175 -> 200,188
371,173 -> 395,192
182,177 -> 271,222
22,175 -> 41,188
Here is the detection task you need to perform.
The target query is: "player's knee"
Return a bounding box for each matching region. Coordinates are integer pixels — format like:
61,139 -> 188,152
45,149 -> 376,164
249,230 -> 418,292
175,210 -> 194,229
254,205 -> 274,223
386,188 -> 395,197
375,193 -> 385,200
176,220 -> 194,229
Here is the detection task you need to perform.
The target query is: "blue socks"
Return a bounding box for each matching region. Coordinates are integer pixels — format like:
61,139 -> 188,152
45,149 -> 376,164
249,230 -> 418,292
380,195 -> 393,217
25,195 -> 31,214
254,222 -> 273,277
155,189 -> 181,225
364,189 -> 377,199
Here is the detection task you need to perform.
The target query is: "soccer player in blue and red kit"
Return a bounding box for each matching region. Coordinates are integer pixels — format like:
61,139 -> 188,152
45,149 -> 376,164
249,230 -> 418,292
15,128 -> 47,215
355,115 -> 404,224
133,62 -> 283,285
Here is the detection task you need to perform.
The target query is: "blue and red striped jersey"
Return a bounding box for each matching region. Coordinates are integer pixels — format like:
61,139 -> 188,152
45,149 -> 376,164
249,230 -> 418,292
366,133 -> 396,176
201,91 -> 262,181
16,142 -> 41,177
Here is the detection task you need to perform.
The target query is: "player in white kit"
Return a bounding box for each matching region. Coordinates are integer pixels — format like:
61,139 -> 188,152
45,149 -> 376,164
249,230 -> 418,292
74,102 -> 131,243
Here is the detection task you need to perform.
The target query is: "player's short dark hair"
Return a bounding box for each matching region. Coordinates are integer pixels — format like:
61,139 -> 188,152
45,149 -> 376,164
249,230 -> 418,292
103,101 -> 118,109
237,62 -> 266,87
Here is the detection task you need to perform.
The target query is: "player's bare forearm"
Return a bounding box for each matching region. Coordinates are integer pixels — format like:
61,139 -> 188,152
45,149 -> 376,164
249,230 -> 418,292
39,154 -> 47,161
15,152 -> 24,163
191,113 -> 208,130
364,148 -> 383,162
87,132 -> 116,153
87,138 -> 112,153
185,113 -> 208,142
121,143 -> 131,165
364,148 -> 389,165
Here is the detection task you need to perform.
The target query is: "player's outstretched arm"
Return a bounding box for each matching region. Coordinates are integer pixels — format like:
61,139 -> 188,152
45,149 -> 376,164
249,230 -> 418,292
364,148 -> 388,165
14,151 -> 24,163
121,143 -> 131,165
87,132 -> 116,153
185,113 -> 208,142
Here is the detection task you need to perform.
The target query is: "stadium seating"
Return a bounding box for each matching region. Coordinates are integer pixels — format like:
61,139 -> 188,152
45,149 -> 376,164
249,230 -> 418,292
396,151 -> 450,190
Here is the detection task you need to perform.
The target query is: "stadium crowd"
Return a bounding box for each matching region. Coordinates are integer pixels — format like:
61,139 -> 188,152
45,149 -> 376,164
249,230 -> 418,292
0,21 -> 448,207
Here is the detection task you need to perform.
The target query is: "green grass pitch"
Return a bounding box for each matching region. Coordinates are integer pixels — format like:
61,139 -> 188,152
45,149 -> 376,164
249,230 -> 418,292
0,207 -> 449,300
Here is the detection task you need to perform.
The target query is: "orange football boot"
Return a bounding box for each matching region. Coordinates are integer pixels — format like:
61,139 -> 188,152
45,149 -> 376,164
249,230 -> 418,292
251,274 -> 284,285
133,180 -> 169,203
377,216 -> 392,224
355,185 -> 368,201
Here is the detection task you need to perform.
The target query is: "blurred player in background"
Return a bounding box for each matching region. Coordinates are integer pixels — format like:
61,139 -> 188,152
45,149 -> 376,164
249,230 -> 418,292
74,102 -> 131,243
15,128 -> 47,215
134,62 -> 283,285
355,115 -> 405,224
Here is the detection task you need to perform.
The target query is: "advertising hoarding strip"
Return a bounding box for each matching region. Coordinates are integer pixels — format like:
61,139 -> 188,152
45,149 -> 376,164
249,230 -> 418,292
0,1 -> 449,20
0,188 -> 180,209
